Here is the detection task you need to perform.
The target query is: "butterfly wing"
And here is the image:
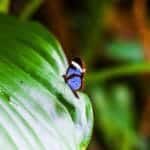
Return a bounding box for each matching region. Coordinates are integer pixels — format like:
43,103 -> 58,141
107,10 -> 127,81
66,66 -> 82,77
67,76 -> 82,91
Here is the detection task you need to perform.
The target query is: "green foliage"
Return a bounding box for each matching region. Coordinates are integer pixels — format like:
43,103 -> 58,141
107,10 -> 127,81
19,0 -> 43,20
85,36 -> 150,149
0,14 -> 93,150
86,59 -> 150,149
89,84 -> 139,150
106,40 -> 144,62
0,0 -> 10,13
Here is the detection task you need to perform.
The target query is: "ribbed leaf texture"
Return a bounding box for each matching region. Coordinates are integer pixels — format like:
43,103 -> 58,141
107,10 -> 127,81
0,14 -> 93,150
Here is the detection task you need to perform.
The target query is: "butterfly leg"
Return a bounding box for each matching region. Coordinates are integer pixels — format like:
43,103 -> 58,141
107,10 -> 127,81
62,75 -> 67,82
72,89 -> 79,99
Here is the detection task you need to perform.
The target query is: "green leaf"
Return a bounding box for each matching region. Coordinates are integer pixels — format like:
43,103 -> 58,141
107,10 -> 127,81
86,63 -> 150,83
106,40 -> 144,62
90,84 -> 139,150
0,14 -> 93,150
0,0 -> 10,13
19,0 -> 43,20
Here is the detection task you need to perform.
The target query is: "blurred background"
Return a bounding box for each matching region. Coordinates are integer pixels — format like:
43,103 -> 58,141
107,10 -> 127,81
0,0 -> 150,149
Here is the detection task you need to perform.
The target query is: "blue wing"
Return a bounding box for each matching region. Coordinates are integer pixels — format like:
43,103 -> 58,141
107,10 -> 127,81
67,76 -> 82,91
66,67 -> 82,77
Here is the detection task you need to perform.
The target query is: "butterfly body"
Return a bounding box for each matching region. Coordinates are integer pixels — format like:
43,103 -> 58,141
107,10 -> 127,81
63,57 -> 86,98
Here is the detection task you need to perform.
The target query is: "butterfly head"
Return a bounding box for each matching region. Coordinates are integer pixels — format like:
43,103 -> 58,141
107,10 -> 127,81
71,57 -> 86,73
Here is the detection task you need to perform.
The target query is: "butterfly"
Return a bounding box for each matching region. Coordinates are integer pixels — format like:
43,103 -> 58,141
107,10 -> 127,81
63,57 -> 86,98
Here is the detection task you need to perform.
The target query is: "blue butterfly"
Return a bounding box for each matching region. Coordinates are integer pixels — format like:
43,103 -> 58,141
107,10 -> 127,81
63,57 -> 86,98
